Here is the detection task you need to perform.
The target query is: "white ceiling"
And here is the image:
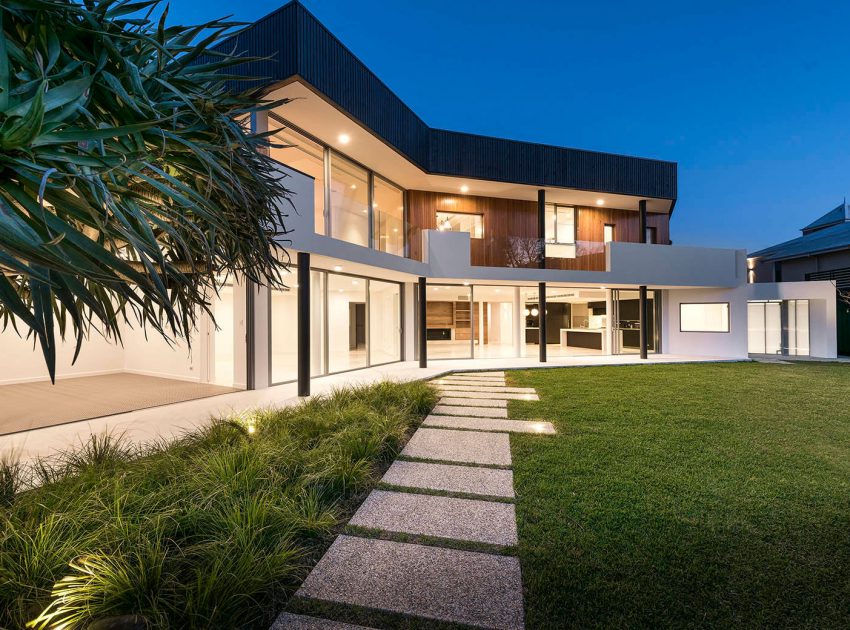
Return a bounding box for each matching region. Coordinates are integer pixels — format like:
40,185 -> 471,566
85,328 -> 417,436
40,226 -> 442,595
268,81 -> 673,213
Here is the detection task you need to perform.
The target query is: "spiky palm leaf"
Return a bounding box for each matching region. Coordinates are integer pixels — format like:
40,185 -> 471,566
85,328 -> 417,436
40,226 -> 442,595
0,0 -> 291,381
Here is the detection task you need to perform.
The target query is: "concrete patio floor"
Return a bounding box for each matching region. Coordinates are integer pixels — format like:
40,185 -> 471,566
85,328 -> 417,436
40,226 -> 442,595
0,354 -> 743,463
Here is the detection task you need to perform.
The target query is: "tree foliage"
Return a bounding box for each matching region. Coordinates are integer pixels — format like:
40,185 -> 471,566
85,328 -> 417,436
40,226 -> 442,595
0,0 -> 291,381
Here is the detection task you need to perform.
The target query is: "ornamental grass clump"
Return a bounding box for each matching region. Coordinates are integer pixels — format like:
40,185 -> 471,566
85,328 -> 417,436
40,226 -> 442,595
0,380 -> 437,629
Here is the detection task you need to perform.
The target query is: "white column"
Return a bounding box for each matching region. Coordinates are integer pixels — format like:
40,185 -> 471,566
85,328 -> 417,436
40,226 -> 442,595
514,287 -> 523,357
404,282 -> 417,361
605,289 -> 614,355
249,281 -> 270,390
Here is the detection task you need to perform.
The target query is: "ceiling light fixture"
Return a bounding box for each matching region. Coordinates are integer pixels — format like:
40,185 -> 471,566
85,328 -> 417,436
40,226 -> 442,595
333,265 -> 343,272
338,133 -> 351,144
460,185 -> 470,193
595,198 -> 605,206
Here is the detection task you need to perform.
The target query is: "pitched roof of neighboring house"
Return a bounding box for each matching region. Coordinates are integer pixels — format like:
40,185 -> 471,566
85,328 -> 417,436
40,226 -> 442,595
750,202 -> 850,262
802,201 -> 850,234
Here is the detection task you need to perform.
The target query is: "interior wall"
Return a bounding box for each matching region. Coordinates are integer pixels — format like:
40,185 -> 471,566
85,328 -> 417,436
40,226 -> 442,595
121,323 -> 200,382
0,322 -> 125,385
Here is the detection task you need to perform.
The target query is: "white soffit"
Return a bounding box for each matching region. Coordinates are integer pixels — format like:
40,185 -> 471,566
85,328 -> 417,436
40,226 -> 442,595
268,81 -> 673,213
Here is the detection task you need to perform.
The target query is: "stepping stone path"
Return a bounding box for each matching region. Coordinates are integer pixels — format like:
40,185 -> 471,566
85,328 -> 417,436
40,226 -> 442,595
274,371 -> 552,630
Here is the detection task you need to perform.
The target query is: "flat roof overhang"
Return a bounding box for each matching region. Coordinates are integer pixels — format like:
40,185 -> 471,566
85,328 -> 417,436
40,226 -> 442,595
268,81 -> 673,212
208,1 -> 677,211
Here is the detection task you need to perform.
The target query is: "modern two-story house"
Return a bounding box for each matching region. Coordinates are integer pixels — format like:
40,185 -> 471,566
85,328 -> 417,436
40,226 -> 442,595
0,1 -> 838,439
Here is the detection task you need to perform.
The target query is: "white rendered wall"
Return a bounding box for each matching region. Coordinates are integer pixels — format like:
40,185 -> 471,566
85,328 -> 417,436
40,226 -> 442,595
662,286 -> 750,359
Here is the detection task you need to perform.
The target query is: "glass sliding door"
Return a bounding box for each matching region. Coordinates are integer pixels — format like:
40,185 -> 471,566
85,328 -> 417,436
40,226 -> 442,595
426,284 -> 473,359
270,269 -> 326,384
268,126 -> 326,235
747,300 -> 809,356
327,272 -> 369,373
369,280 -> 402,365
612,289 -> 659,354
546,287 -> 608,357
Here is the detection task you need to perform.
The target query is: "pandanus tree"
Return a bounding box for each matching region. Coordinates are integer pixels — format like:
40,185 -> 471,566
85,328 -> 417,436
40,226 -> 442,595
0,0 -> 291,382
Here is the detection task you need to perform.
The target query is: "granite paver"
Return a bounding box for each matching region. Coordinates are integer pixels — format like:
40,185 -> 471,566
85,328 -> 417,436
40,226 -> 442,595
401,428 -> 512,466
295,536 -> 525,630
423,416 -> 556,434
380,460 -> 515,498
431,405 -> 509,418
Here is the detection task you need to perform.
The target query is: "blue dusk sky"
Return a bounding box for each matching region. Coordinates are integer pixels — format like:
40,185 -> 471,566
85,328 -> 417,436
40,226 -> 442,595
168,0 -> 850,252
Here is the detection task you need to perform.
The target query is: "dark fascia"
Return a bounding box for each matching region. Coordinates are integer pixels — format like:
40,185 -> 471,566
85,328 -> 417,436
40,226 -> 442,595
211,0 -> 677,202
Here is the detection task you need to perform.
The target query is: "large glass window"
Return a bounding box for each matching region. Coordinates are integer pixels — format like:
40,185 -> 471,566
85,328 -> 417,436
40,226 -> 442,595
613,289 -> 658,354
329,152 -> 369,247
373,177 -> 404,256
747,300 -> 808,356
269,127 -> 325,234
270,269 -> 326,384
327,272 -> 369,372
369,280 -> 402,365
679,303 -> 730,332
436,212 -> 484,239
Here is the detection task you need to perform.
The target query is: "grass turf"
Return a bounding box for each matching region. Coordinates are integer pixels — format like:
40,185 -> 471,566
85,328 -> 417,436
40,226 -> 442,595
0,380 -> 437,630
508,362 -> 850,628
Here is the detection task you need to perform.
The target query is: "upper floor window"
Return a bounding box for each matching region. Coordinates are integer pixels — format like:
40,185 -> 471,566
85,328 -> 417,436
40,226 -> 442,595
544,204 -> 575,244
373,177 -> 404,256
603,224 -> 615,244
436,211 -> 484,239
328,152 -> 369,247
269,126 -> 325,234
646,226 -> 657,244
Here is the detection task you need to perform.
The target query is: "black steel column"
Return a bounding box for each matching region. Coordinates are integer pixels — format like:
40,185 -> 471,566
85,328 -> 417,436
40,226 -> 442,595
639,200 -> 648,244
537,189 -> 546,268
418,277 -> 427,368
639,285 -> 648,360
297,252 -> 310,396
538,282 -> 547,363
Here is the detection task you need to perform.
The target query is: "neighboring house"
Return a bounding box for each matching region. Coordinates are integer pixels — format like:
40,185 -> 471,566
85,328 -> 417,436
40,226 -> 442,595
0,0 -> 838,437
748,202 -> 850,355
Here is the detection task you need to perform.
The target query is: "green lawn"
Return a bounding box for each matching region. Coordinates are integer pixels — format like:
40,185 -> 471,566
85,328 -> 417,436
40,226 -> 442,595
509,362 -> 850,629
0,381 -> 437,630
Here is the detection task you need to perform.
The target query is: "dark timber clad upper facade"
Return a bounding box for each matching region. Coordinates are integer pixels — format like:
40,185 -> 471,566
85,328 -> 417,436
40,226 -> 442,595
214,1 -> 677,201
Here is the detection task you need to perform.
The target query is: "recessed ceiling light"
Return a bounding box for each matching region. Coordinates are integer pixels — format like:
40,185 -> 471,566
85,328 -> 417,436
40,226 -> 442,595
595,198 -> 605,206
333,265 -> 342,272
338,133 -> 351,144
460,185 -> 470,193
352,280 -> 358,285
392,228 -> 399,232
462,282 -> 470,286
350,184 -> 357,189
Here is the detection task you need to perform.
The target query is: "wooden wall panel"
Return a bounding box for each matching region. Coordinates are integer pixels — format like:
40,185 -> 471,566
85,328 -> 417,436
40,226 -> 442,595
407,190 -> 537,266
407,190 -> 671,271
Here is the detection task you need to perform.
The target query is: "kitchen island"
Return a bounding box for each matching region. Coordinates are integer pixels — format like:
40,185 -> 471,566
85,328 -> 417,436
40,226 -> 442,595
560,328 -> 606,352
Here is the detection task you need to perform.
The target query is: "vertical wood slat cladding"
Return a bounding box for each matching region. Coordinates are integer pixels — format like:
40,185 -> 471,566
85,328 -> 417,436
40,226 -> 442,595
409,190 -> 670,271
407,190 -> 537,266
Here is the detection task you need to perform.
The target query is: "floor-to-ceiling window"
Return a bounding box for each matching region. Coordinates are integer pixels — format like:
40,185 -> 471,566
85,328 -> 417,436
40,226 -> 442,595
269,115 -> 408,257
612,289 -> 659,354
329,152 -> 369,247
748,300 -> 809,356
369,280 -> 402,365
373,177 -> 404,256
270,269 -> 326,385
327,272 -> 369,372
521,287 -> 608,357
267,125 -> 326,234
271,267 -> 402,383
426,284 -> 473,359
